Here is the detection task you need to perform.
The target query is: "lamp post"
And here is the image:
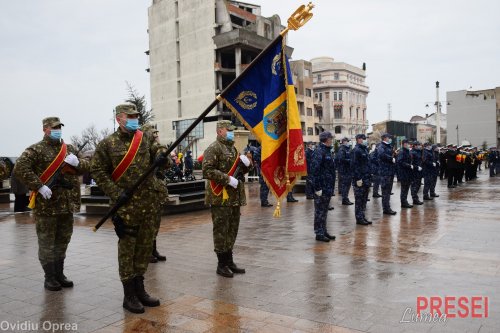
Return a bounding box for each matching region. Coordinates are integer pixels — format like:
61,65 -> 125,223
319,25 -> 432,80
456,124 -> 459,146
435,81 -> 441,144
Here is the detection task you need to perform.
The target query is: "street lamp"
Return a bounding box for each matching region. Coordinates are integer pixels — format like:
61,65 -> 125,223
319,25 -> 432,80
425,81 -> 451,145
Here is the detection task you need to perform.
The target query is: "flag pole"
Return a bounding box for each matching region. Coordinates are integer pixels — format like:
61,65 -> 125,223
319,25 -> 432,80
93,2 -> 314,232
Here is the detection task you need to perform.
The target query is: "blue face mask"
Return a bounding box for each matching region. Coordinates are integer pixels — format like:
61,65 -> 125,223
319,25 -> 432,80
226,131 -> 234,141
125,118 -> 139,132
49,129 -> 62,140
362,139 -> 368,146
387,139 -> 392,144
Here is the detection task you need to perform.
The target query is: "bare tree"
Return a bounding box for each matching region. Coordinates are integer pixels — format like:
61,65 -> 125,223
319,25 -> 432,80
125,81 -> 154,125
70,125 -> 110,153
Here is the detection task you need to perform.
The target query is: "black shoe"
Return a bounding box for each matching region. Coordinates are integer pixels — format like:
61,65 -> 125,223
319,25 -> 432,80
54,259 -> 73,288
315,235 -> 330,242
413,200 -> 424,205
431,193 -> 439,197
325,232 -> 336,240
390,192 -> 394,195
401,203 -> 413,208
356,219 -> 369,225
306,196 -> 314,200
150,255 -> 158,263
134,276 -> 160,307
372,193 -> 382,198
122,279 -> 145,313
261,202 -> 273,207
364,218 -> 373,224
152,241 -> 166,261
423,195 -> 433,200
383,210 -> 397,215
227,251 -> 245,274
216,253 -> 233,278
342,200 -> 354,205
367,198 -> 371,201
42,263 -> 62,291
328,206 -> 335,210
287,197 -> 298,203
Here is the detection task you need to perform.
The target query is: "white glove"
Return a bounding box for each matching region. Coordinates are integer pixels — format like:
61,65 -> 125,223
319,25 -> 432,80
410,165 -> 414,170
239,154 -> 250,167
228,176 -> 239,189
64,153 -> 79,167
315,190 -> 322,197
38,185 -> 52,199
432,162 -> 436,167
392,158 -> 396,164
418,166 -> 422,171
356,180 -> 363,187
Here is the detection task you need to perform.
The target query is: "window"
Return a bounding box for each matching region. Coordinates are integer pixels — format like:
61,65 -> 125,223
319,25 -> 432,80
335,126 -> 342,134
318,93 -> 322,102
305,89 -> 312,97
294,87 -> 298,94
315,126 -> 320,135
333,92 -> 337,101
317,74 -> 321,81
307,108 -> 313,116
307,127 -> 313,136
356,108 -> 359,119
304,69 -> 310,77
334,72 -> 339,80
338,92 -> 342,101
325,92 -> 329,99
298,102 -> 305,115
315,109 -> 323,118
334,109 -> 342,119
301,122 -> 305,135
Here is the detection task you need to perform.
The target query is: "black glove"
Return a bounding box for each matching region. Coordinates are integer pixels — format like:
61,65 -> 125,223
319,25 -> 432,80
115,191 -> 131,207
112,214 -> 139,239
155,153 -> 169,166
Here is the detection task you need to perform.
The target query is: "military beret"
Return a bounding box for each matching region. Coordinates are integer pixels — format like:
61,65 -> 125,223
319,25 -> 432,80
216,120 -> 235,130
355,134 -> 366,140
115,103 -> 139,115
319,131 -> 333,141
42,117 -> 64,128
341,137 -> 350,143
381,133 -> 392,139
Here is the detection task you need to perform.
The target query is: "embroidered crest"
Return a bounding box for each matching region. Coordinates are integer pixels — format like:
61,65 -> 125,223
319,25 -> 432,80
293,144 -> 305,166
273,166 -> 286,188
234,91 -> 257,110
271,52 -> 282,76
264,101 -> 287,140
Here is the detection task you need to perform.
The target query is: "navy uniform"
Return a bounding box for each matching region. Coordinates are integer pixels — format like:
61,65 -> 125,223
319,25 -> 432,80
445,145 -> 459,186
310,131 -> 336,242
351,134 -> 372,225
369,146 -> 381,198
396,139 -> 413,208
429,145 -> 440,198
410,141 -> 424,205
305,142 -> 315,199
336,137 -> 353,205
422,142 -> 437,200
254,146 -> 272,207
377,133 -> 396,215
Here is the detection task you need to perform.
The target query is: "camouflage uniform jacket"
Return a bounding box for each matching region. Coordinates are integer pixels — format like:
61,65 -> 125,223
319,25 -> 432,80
90,129 -> 168,219
203,136 -> 250,207
13,136 -> 90,216
0,160 -> 8,181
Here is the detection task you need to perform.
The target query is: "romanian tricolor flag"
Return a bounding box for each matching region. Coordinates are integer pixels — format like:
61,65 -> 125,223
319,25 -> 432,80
221,35 -> 307,205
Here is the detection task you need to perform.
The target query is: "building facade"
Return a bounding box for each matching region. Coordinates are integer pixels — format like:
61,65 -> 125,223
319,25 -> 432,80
147,0 -> 285,155
311,57 -> 369,139
409,112 -> 447,144
446,88 -> 500,148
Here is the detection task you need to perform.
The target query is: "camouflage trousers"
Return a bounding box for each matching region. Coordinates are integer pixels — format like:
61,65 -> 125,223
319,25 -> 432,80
338,173 -> 352,201
314,194 -> 331,236
353,184 -> 370,221
35,213 -> 74,266
211,206 -> 240,253
118,211 -> 158,282
259,176 -> 270,203
380,175 -> 394,211
411,176 -> 422,201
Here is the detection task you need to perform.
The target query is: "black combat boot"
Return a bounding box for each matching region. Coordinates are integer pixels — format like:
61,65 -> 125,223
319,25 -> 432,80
55,259 -> 73,288
134,276 -> 160,307
42,263 -> 62,291
227,251 -> 245,274
216,253 -> 233,278
325,232 -> 336,240
152,240 -> 166,261
150,255 -> 158,263
286,193 -> 298,202
122,279 -> 144,313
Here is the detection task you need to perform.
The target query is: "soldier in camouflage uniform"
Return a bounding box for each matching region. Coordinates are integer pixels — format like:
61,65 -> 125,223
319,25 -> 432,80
0,158 -> 10,181
90,104 -> 169,314
14,117 -> 89,291
203,120 -> 251,278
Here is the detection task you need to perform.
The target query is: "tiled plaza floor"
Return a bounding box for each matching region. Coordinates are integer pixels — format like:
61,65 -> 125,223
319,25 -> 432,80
0,171 -> 499,332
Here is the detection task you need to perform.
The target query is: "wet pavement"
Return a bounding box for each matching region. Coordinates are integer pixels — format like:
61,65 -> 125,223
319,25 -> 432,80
1,171 -> 499,333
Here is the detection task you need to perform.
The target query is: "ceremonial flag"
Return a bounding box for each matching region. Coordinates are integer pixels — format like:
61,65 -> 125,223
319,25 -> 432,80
221,34 -> 307,202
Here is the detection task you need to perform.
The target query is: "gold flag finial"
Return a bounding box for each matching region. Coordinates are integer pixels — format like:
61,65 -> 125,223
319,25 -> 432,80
285,2 -> 314,34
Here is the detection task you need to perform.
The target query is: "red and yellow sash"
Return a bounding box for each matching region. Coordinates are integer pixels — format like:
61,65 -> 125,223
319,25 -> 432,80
112,130 -> 143,182
28,143 -> 67,208
210,155 -> 239,201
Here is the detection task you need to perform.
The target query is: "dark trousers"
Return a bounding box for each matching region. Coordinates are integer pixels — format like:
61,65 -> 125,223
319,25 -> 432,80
314,194 -> 331,236
353,184 -> 369,221
447,168 -> 458,186
400,181 -> 411,205
372,175 -> 380,194
423,174 -> 433,196
380,175 -> 394,211
339,173 -> 352,201
411,177 -> 422,201
14,194 -> 30,212
305,177 -> 314,198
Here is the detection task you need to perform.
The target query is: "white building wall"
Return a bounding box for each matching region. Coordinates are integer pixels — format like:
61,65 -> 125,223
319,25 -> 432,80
446,90 -> 497,147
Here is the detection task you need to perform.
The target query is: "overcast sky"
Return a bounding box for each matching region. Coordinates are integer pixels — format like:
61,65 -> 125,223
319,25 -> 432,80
1,0 -> 499,156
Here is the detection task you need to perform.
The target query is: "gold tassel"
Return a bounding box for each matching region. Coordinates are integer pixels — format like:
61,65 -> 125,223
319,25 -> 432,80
28,192 -> 36,209
222,186 -> 229,202
273,200 -> 281,217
